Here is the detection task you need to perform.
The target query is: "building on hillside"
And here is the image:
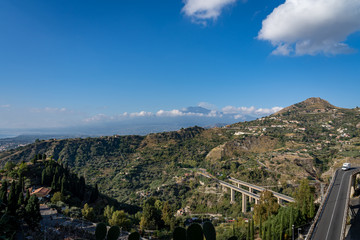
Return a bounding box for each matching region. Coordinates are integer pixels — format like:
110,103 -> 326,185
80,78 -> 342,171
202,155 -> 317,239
176,206 -> 191,216
30,187 -> 51,200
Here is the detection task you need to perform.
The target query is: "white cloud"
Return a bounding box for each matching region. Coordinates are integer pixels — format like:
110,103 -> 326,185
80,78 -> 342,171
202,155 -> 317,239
182,0 -> 237,23
156,109 -> 185,117
255,107 -> 283,115
83,104 -> 282,124
0,104 -> 10,108
31,107 -> 69,113
234,114 -> 244,120
156,109 -> 208,117
258,0 -> 360,55
83,114 -> 110,123
222,106 -> 282,116
129,111 -> 154,118
222,106 -> 256,115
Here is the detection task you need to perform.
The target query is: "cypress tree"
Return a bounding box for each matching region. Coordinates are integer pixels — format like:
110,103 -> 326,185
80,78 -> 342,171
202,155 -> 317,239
15,179 -> 22,198
61,175 -> 66,194
259,215 -> 262,239
20,176 -> 25,194
250,219 -> 254,240
309,195 -> 315,219
25,195 -> 42,228
18,190 -> 24,206
289,208 -> 294,239
247,220 -> 250,240
24,189 -> 30,206
57,176 -> 61,190
90,184 -> 99,203
41,169 -> 46,185
8,181 -> 17,214
0,180 -> 8,205
301,200 -> 307,217
51,175 -> 57,191
31,155 -> 37,164
79,176 -> 85,199
280,212 -> 284,240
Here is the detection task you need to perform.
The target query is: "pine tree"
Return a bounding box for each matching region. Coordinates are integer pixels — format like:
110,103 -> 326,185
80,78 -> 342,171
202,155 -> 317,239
104,205 -> 115,223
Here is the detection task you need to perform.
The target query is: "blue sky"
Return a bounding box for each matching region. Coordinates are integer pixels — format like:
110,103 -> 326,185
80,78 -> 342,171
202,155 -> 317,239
1,0 -> 360,131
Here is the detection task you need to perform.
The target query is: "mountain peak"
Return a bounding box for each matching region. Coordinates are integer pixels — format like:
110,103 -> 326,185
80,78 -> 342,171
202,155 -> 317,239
275,97 -> 339,115
302,97 -> 332,106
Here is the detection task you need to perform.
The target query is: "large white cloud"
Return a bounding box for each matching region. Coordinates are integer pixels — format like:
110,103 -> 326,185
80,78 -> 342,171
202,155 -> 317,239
222,106 -> 282,116
258,0 -> 360,55
182,0 -> 237,23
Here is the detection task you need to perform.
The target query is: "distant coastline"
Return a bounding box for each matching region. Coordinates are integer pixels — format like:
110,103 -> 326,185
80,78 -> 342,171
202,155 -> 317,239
0,134 -> 17,139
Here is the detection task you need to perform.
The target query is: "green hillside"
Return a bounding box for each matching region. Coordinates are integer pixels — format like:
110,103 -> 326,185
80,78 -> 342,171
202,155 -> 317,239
1,98 -> 360,212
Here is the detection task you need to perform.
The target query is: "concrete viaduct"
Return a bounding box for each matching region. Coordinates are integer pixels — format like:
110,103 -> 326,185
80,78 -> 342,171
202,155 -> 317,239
197,170 -> 294,213
218,177 -> 294,213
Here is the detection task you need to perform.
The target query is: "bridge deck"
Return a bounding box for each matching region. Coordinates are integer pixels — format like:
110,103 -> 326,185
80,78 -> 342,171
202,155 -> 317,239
219,180 -> 260,199
229,177 -> 294,202
311,168 -> 358,240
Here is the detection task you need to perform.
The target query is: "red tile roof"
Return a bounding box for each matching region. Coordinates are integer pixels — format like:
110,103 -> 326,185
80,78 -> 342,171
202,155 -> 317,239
31,187 -> 51,198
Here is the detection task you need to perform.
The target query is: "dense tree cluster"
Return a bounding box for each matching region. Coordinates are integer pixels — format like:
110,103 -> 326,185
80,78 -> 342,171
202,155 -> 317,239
41,159 -> 86,200
0,178 -> 41,238
139,197 -> 175,231
253,179 -> 315,240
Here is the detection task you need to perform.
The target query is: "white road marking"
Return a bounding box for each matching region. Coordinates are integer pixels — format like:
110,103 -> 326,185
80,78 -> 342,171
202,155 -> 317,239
325,172 -> 347,240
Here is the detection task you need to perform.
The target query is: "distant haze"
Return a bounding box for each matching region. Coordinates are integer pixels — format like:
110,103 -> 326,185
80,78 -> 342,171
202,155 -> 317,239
0,104 -> 281,137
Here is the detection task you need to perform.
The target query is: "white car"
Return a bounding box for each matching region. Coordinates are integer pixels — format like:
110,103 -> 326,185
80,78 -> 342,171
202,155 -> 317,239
342,163 -> 351,171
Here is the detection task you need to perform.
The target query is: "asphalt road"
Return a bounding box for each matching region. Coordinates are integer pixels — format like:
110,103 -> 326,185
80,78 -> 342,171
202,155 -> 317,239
312,168 -> 358,240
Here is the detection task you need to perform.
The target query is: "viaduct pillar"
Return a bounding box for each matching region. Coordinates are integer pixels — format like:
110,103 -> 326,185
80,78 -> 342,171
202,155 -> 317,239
242,193 -> 247,213
231,189 -> 235,203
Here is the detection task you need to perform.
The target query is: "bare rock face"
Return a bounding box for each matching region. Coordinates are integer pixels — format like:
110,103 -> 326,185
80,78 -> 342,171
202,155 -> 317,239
356,123 -> 360,129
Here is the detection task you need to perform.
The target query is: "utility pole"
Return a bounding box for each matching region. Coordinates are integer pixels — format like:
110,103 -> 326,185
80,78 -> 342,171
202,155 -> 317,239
298,228 -> 301,240
321,183 -> 324,202
292,225 -> 294,240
